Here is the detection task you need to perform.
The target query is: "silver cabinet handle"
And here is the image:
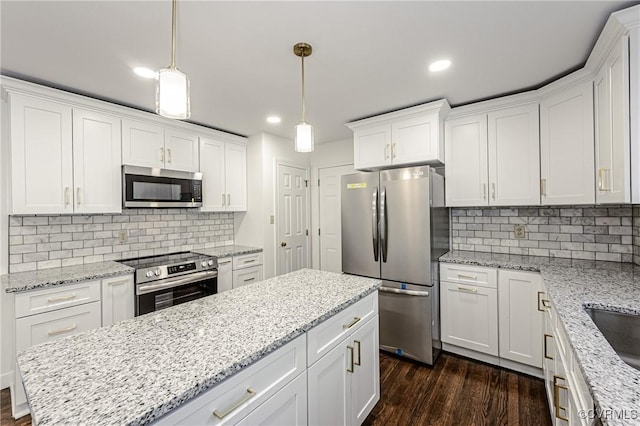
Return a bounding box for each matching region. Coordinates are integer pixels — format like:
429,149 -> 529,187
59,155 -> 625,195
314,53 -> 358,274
222,193 -> 226,206
77,187 -> 82,206
354,340 -> 362,366
482,183 -> 487,200
491,182 -> 496,200
213,388 -> 256,419
244,277 -> 256,282
343,317 -> 361,329
457,273 -> 477,280
457,286 -> 478,293
64,187 -> 71,206
48,324 -> 77,336
384,144 -> 390,159
48,294 -> 76,303
167,148 -> 172,163
540,179 -> 546,196
372,188 -> 379,262
392,143 -> 397,158
160,147 -> 164,162
108,279 -> 129,287
227,194 -> 231,206
347,345 -> 355,373
242,259 -> 255,264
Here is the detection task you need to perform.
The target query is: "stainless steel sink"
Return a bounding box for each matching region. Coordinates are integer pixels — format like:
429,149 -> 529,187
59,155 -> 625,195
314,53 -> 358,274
585,307 -> 640,371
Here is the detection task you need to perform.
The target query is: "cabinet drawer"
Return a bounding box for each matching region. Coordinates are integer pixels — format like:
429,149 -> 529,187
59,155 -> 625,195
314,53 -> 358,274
233,252 -> 263,270
440,263 -> 497,288
15,280 -> 101,318
307,291 -> 378,366
156,334 -> 306,426
15,301 -> 101,351
233,266 -> 263,288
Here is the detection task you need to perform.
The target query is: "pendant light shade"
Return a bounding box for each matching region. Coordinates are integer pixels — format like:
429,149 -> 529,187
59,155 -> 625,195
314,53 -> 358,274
156,0 -> 190,120
293,42 -> 314,152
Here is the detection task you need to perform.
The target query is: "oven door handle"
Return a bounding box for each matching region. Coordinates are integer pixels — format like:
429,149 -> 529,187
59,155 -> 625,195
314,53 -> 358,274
137,270 -> 218,295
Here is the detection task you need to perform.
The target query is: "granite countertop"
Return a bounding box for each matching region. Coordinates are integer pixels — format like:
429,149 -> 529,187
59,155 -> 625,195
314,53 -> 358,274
2,261 -> 134,293
192,245 -> 262,258
441,250 -> 640,426
17,269 -> 381,426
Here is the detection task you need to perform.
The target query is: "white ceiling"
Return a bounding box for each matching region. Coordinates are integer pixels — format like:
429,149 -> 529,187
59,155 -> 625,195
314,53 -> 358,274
1,1 -> 635,143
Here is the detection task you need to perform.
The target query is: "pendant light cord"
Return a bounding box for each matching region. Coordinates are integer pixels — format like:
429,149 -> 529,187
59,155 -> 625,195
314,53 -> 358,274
301,52 -> 306,122
170,0 -> 177,69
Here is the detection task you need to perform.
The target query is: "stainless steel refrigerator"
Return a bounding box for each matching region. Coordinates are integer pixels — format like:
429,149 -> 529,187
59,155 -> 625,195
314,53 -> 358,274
341,165 -> 449,365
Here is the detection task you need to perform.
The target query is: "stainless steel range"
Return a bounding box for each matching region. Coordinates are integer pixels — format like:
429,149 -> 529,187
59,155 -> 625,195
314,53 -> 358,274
120,252 -> 218,316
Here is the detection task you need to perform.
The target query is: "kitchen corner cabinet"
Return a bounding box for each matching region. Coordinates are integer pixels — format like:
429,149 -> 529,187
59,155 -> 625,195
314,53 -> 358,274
122,120 -> 199,173
594,34 -> 631,204
9,94 -> 121,214
101,275 -> 134,326
540,82 -> 595,205
348,100 -> 450,171
200,138 -> 247,212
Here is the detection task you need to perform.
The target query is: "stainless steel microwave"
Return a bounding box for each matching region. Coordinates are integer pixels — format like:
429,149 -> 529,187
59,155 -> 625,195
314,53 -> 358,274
122,165 -> 203,208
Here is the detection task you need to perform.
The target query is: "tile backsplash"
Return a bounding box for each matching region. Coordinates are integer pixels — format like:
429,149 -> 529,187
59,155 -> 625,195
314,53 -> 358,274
451,205 -> 635,263
8,209 -> 234,273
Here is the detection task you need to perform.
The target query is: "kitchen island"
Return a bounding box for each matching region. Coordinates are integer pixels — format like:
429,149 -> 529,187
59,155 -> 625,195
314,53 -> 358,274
17,269 -> 381,425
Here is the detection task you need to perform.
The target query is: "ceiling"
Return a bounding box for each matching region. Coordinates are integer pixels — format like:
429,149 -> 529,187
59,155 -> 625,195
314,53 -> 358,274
1,1 -> 636,144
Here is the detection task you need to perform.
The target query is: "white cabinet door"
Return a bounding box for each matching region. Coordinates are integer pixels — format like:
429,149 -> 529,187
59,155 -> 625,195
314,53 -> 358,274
440,281 -> 498,356
307,338 -> 351,426
353,125 -> 391,170
217,257 -> 233,293
9,94 -> 73,214
497,270 -> 543,368
595,35 -> 631,204
445,114 -> 489,206
165,128 -> 199,172
237,372 -> 307,426
101,275 -> 134,327
488,103 -> 540,206
122,119 -> 165,169
391,113 -> 440,165
200,137 -> 226,212
540,82 -> 595,205
350,316 -> 380,425
72,109 -> 122,213
232,265 -> 262,289
225,142 -> 247,211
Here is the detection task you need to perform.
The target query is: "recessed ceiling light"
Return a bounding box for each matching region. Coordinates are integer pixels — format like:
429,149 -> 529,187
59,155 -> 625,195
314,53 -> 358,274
429,59 -> 451,72
267,116 -> 281,124
133,67 -> 157,79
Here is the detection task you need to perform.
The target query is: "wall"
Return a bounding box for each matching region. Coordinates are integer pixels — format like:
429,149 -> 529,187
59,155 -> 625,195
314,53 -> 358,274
451,205 -> 634,262
8,209 -> 234,273
634,205 -> 640,265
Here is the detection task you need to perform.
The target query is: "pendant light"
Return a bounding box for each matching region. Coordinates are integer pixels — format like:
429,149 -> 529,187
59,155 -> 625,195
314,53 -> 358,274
156,0 -> 190,120
293,43 -> 314,152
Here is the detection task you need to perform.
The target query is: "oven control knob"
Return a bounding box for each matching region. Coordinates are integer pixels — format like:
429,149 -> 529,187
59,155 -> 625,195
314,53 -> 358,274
145,271 -> 153,278
154,269 -> 161,276
208,260 -> 214,266
201,260 -> 207,267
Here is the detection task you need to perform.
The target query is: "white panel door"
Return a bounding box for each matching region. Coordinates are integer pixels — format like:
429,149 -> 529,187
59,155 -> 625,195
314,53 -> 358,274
72,109 -> 122,214
353,125 -> 391,170
350,316 -> 380,425
445,114 -> 489,206
318,164 -> 354,273
540,82 -> 595,205
488,103 -> 540,206
276,164 -> 308,276
199,137 -> 225,211
9,94 -> 73,214
164,128 -> 199,172
392,113 -> 440,164
121,119 -> 165,169
307,340 -> 351,426
101,275 -> 134,327
224,142 -> 247,211
497,270 -> 543,368
440,281 -> 498,356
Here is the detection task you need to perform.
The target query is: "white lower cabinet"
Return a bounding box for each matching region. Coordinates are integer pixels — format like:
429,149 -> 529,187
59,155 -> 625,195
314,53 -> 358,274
101,275 -> 135,326
217,257 -> 233,293
232,252 -> 263,289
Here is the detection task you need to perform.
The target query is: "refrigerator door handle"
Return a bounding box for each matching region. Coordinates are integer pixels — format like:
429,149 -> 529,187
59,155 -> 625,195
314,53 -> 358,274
372,188 -> 379,261
380,286 -> 430,297
380,187 -> 388,262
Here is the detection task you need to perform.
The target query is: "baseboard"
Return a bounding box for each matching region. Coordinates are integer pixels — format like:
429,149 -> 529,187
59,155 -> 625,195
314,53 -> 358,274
442,343 -> 543,379
0,370 -> 13,390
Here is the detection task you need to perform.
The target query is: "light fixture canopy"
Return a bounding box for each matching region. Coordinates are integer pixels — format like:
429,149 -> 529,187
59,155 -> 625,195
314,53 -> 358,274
293,42 -> 314,153
156,0 -> 190,120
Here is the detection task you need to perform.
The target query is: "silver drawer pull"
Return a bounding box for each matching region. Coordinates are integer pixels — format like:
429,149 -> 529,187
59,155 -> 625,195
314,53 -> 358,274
343,317 -> 361,329
457,286 -> 478,294
457,273 -> 477,280
48,324 -> 77,336
244,277 -> 256,282
213,388 -> 256,419
48,294 -> 76,303
242,259 -> 255,263
108,279 -> 129,287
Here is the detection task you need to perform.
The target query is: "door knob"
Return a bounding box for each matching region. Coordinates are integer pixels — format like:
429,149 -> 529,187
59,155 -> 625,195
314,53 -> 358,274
281,242 -> 287,247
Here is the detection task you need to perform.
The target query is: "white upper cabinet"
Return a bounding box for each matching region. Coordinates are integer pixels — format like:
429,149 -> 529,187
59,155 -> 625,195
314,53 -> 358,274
348,100 -> 450,171
164,128 -> 199,172
121,119 -> 165,169
594,35 -> 631,204
224,142 -> 247,211
9,94 -> 74,214
445,114 -> 489,207
540,81 -> 595,205
72,109 -> 122,213
488,103 -> 540,206
199,138 -> 247,212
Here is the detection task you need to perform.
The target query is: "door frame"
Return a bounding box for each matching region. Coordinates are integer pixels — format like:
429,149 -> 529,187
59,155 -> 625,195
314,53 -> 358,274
275,160 -> 311,276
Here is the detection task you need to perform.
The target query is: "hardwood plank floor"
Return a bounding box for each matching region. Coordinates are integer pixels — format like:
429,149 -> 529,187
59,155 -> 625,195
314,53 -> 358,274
1,352 -> 550,426
364,351 -> 552,426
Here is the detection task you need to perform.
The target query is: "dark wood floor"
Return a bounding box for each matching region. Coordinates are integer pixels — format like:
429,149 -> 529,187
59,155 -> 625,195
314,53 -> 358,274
364,351 -> 552,426
1,352 -> 550,426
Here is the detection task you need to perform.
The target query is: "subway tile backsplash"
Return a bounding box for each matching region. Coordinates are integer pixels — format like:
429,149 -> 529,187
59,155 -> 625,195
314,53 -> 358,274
8,209 -> 234,273
451,205 -> 637,263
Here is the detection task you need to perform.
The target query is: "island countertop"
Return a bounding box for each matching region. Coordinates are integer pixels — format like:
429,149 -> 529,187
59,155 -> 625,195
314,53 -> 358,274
17,269 -> 381,426
441,250 -> 640,426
